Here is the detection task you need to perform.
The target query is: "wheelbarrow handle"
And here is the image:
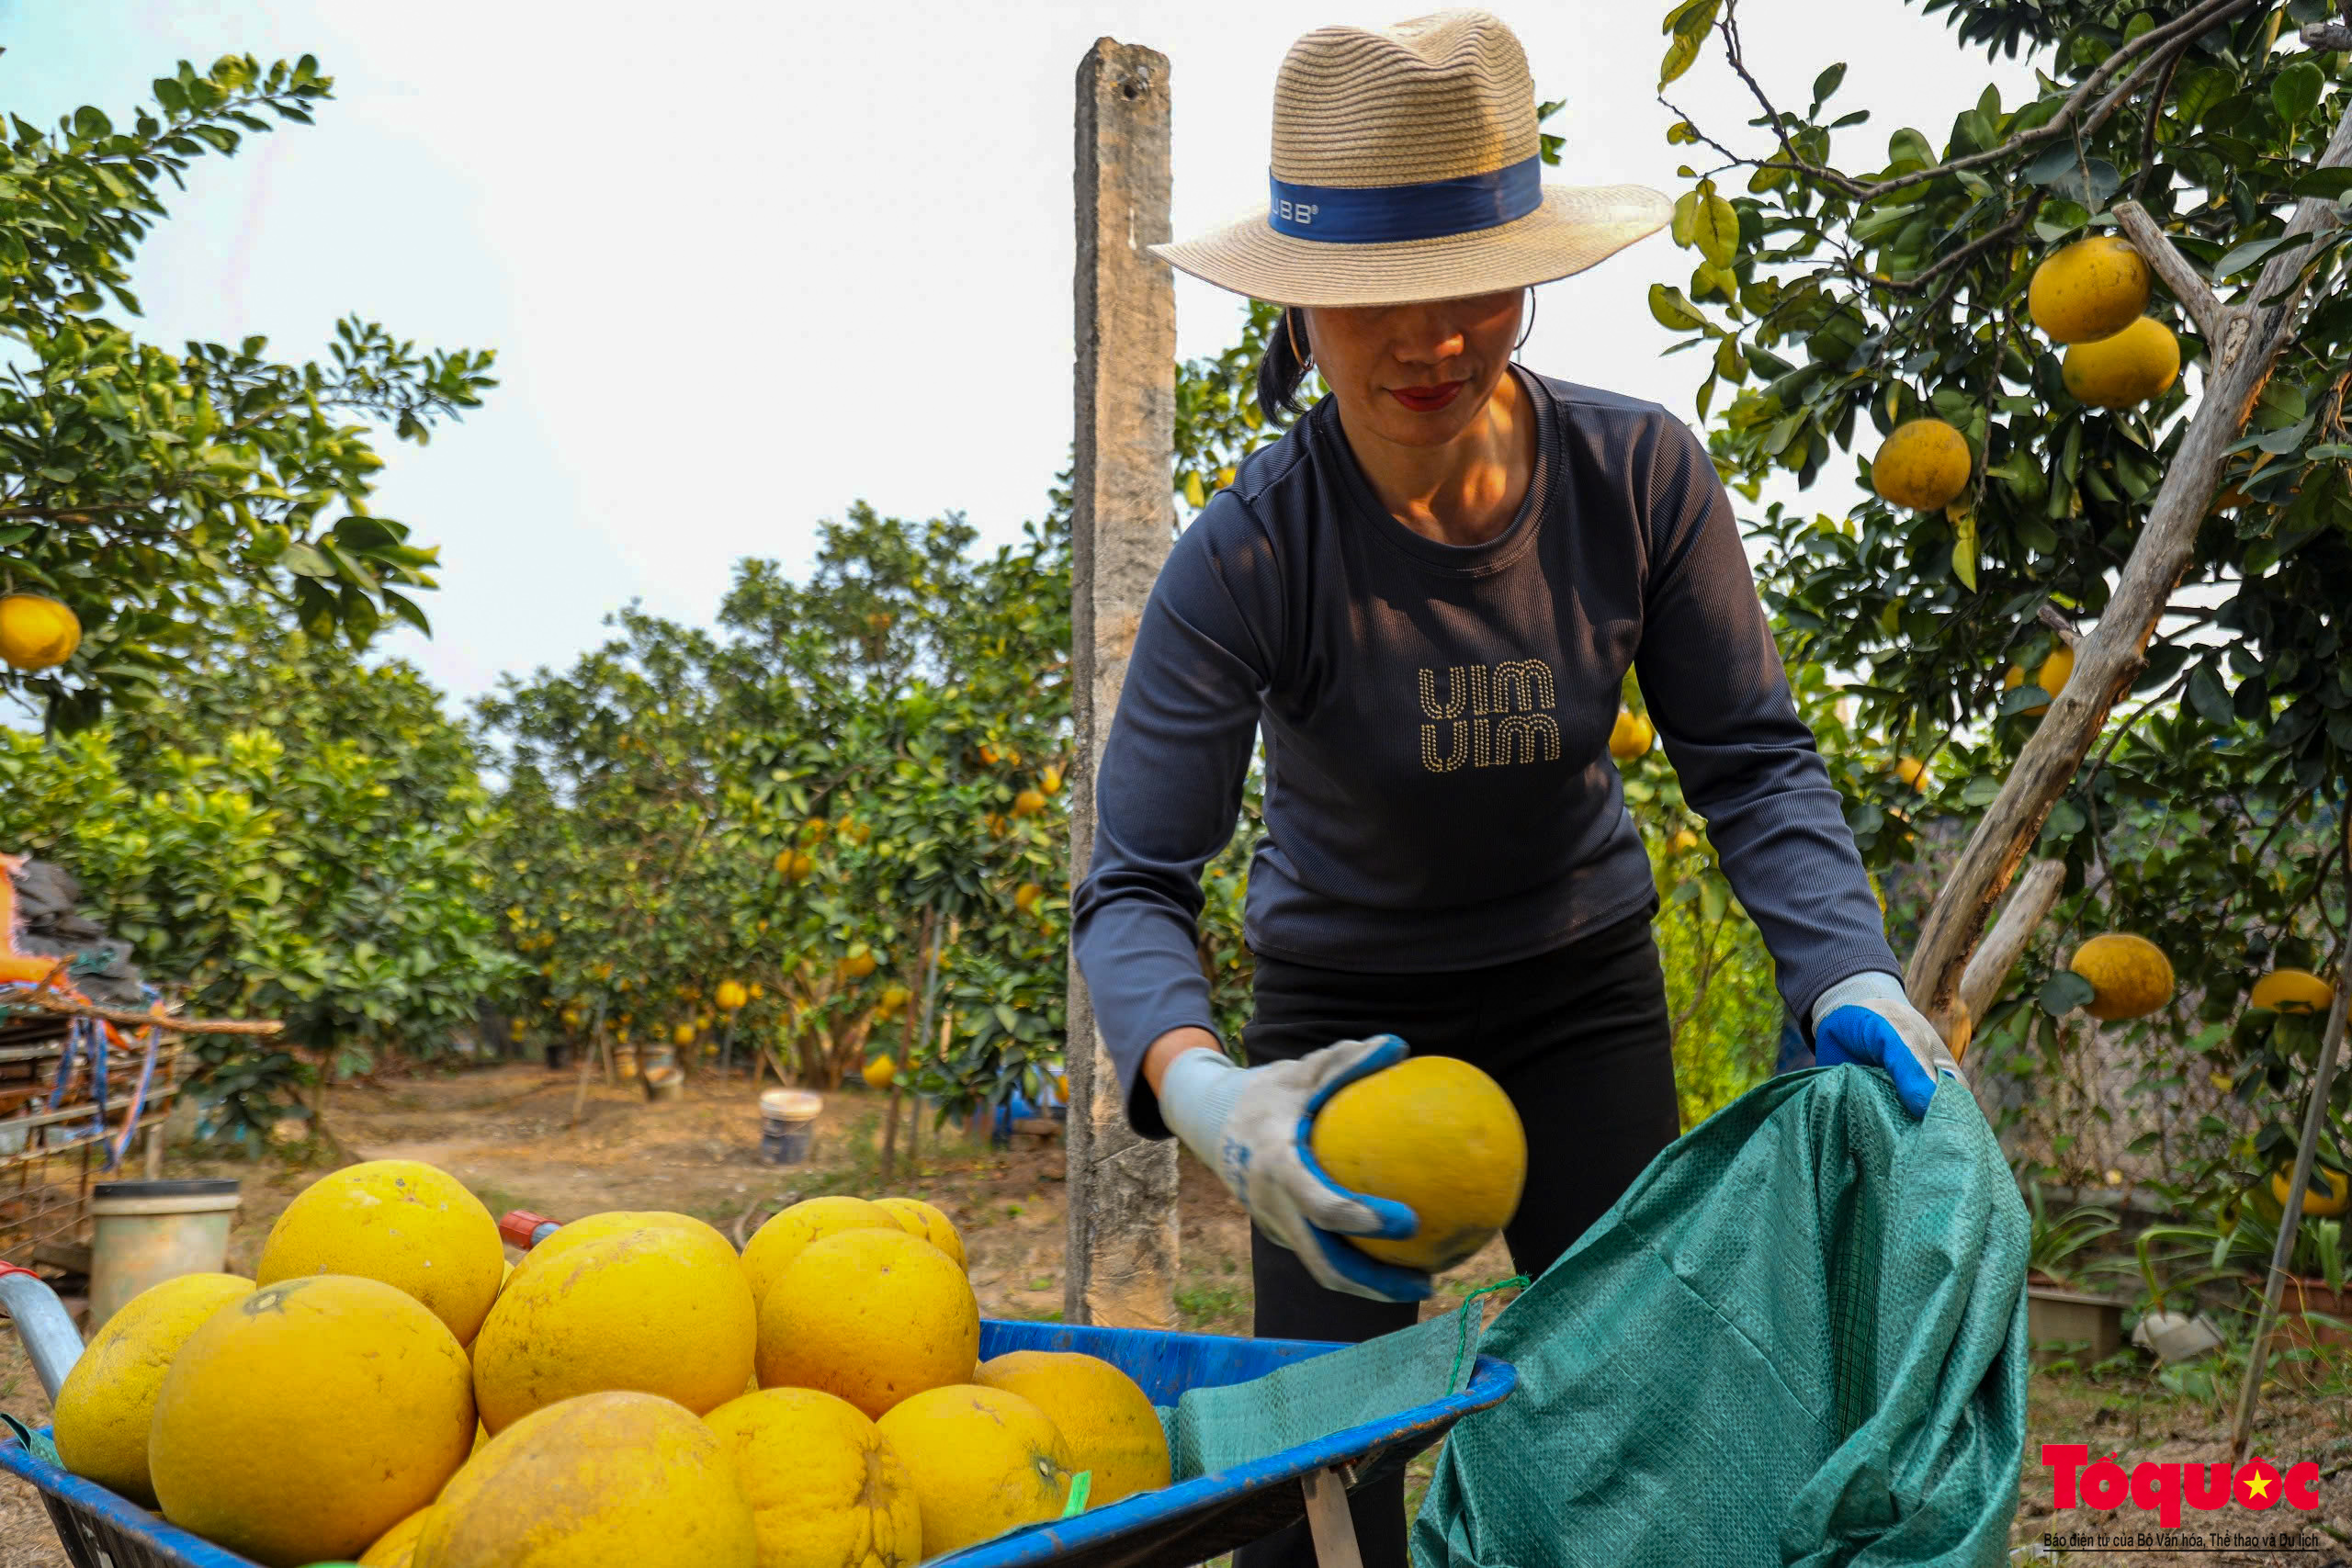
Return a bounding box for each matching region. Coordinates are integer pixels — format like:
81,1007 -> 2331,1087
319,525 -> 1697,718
0,1263 -> 84,1403
497,1210 -> 561,1250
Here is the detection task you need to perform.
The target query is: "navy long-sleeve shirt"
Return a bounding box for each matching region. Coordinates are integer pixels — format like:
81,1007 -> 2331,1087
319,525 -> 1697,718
1070,367 -> 1899,1137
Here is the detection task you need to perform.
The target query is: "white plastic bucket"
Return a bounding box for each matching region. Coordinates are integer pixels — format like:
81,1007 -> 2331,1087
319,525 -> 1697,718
86,1179 -> 241,1332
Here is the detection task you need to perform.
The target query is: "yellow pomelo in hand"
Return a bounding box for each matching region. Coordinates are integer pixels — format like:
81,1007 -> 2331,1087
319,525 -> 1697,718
2272,1165 -> 2350,1218
705,1387 -> 921,1568
360,1506 -> 435,1568
1309,1055 -> 1527,1271
2029,235 -> 2152,344
472,1224 -> 754,1432
876,1385 -> 1071,1554
1607,710 -> 1654,762
53,1272 -> 253,1506
2062,316 -> 2179,409
416,1392 -> 754,1568
0,593 -> 81,671
756,1226 -> 978,1418
150,1275 -> 474,1568
256,1159 -> 504,1344
741,1195 -> 896,1309
975,1350 -> 1170,1506
875,1195 -> 966,1268
2069,932 -> 2176,1021
1871,418 -> 1971,510
2251,967 -> 2335,1015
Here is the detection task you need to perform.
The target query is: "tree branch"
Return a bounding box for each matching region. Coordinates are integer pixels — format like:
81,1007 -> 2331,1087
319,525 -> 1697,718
1959,858 -> 2069,1027
2112,199 -> 2234,347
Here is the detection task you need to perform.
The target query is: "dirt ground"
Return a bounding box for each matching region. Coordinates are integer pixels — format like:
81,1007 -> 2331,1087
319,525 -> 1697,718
1,1059 -> 2347,1566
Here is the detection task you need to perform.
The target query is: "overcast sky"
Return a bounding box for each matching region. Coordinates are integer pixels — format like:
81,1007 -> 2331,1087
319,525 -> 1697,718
1,1 -> 2043,710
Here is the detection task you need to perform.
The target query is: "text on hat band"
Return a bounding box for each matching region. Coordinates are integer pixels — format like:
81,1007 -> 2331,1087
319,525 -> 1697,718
1267,155 -> 1543,245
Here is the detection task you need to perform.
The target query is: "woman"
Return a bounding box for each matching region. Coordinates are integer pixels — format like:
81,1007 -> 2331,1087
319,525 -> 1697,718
1069,14 -> 1960,1564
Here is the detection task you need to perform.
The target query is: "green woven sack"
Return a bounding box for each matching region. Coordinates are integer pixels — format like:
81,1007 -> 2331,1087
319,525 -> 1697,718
1415,1066 -> 2029,1568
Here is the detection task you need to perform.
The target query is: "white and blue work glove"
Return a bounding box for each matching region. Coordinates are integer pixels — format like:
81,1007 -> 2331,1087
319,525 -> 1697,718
1156,1034 -> 1432,1303
1811,971 -> 1965,1120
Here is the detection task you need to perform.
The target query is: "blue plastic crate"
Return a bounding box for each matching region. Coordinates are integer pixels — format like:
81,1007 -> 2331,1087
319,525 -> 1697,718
2,1317 -> 1514,1568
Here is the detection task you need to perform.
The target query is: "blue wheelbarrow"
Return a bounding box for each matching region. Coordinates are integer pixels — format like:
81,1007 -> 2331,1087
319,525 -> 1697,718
0,1215 -> 1517,1568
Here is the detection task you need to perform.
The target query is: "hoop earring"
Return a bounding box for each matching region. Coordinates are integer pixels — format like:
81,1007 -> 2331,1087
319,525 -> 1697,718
1513,288 -> 1537,355
1285,307 -> 1312,367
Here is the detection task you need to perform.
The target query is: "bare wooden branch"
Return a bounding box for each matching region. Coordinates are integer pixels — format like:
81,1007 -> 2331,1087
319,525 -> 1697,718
2301,20 -> 2352,49
0,984 -> 280,1036
1906,107 -> 2352,1030
2036,604 -> 2084,649
1959,860 -> 2069,1025
2112,200 -> 2233,347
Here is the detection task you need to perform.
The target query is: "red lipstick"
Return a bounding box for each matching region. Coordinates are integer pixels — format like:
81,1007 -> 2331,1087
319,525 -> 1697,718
1390,380 -> 1464,412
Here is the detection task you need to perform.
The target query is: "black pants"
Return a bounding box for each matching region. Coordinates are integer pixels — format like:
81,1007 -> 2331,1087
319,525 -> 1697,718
1232,908 -> 1681,1568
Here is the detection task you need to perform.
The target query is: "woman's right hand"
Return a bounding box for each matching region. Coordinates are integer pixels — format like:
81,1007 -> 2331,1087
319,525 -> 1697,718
1151,1032 -> 1434,1303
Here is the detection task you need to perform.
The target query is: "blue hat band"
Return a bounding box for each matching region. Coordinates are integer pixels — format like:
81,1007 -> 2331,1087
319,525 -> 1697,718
1268,156 -> 1544,244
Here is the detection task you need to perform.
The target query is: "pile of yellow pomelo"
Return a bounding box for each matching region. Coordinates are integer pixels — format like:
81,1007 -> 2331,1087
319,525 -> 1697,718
50,1161 -> 1173,1568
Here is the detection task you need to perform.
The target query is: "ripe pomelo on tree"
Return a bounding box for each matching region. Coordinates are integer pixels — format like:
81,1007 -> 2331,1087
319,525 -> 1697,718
2061,315 -> 2179,409
2271,1165 -> 2350,1218
1308,1055 -> 1527,1271
715,979 -> 748,1010
53,1272 -> 254,1506
975,1350 -> 1170,1506
2068,932 -> 2176,1021
2249,967 -> 2334,1015
1894,756 -> 1928,790
2028,234 -> 2151,344
741,1195 -> 898,1309
1608,710 -> 1655,761
470,1224 -> 754,1432
1869,417 -> 1971,510
149,1276 -> 474,1568
704,1388 -> 920,1568
1014,881 -> 1045,912
254,1160 -> 505,1344
416,1391 -> 755,1568
1012,787 -> 1048,818
0,592 -> 81,671
863,1054 -> 898,1090
2002,644 -> 2075,716
755,1227 -> 978,1418
673,1022 -> 695,1046
873,1195 -> 965,1268
876,1385 -> 1071,1552
1668,828 -> 1700,852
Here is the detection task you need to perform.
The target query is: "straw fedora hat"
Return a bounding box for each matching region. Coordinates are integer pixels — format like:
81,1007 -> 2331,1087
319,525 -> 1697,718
1151,9 -> 1672,309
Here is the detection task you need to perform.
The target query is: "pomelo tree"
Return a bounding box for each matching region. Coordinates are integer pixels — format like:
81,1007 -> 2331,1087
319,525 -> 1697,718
1648,0 -> 2351,1237
0,54 -> 494,731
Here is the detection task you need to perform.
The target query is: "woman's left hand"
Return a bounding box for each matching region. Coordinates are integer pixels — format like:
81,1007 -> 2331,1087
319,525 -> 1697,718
1811,972 -> 1963,1120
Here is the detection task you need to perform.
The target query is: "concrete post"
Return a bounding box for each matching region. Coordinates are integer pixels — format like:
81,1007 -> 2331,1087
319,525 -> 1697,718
1065,37 -> 1180,1329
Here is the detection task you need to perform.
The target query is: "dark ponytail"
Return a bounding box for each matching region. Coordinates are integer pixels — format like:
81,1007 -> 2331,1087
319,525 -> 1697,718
1256,305 -> 1317,424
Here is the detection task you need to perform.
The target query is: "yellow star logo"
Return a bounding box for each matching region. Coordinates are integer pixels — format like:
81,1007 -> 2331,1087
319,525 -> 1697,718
2244,1471 -> 2274,1502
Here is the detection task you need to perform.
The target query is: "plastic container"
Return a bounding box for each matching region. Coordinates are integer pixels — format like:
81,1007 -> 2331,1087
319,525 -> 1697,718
759,1089 -> 821,1165
614,1043 -> 639,1080
85,1179 -> 239,1332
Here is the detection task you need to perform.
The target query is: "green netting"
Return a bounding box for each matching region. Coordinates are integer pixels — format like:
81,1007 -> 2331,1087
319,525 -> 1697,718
1414,1066 -> 2029,1568
1154,1282 -> 1507,1480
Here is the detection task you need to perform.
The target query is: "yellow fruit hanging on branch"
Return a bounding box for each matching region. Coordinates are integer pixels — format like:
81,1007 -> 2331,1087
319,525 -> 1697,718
775,850 -> 814,881
863,1055 -> 898,1090
1668,829 -> 1699,853
1894,756 -> 1928,791
1013,882 -> 1044,913
673,1022 -> 696,1046
1011,788 -> 1048,818
2069,932 -> 2176,1021
2272,1165 -> 2350,1218
840,950 -> 877,980
1308,1055 -> 1527,1272
2002,644 -> 2075,716
2062,316 -> 2179,409
1039,764 -> 1063,795
715,980 -> 749,1011
2028,234 -> 2152,344
0,593 -> 82,671
1607,710 -> 1655,762
1870,418 -> 1972,511
2249,967 -> 2334,1015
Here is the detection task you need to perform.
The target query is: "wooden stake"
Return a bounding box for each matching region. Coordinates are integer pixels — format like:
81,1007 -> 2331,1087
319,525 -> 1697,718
1300,1469 -> 1365,1568
1066,36 -> 1180,1331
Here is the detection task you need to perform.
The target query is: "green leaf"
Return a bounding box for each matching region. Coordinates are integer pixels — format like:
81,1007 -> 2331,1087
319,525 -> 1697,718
1647,284 -> 1706,331
2272,61 -> 2324,126
1693,193 -> 1739,267
1657,0 -> 1719,88
1951,507 -> 1978,591
278,541 -> 334,578
2188,660 -> 2234,726
2287,166 -> 2352,199
1810,62 -> 1847,109
2173,67 -> 2233,130
2041,971 -> 2098,1016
